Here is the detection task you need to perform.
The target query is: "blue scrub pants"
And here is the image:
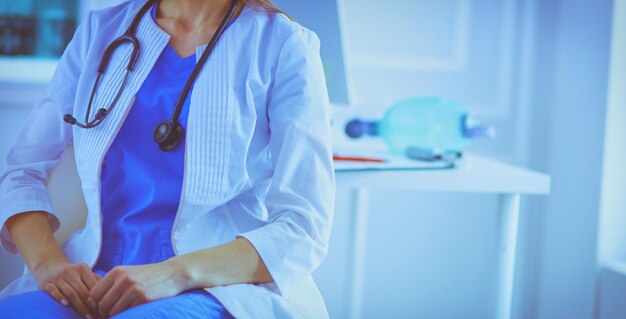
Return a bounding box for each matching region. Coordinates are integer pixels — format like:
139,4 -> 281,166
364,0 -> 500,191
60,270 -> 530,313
0,289 -> 233,318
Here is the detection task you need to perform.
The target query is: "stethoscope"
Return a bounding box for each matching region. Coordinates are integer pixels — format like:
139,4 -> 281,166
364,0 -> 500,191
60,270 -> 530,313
64,0 -> 239,151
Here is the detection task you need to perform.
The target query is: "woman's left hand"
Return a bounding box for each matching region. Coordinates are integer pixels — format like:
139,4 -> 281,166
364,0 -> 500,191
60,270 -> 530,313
88,260 -> 189,318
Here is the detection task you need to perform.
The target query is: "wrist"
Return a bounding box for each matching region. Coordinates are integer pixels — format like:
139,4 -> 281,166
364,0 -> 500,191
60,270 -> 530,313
32,255 -> 68,281
166,252 -> 223,291
164,256 -> 196,292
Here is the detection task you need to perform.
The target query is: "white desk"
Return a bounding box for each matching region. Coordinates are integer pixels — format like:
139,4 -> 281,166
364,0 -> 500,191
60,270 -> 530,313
335,155 -> 550,319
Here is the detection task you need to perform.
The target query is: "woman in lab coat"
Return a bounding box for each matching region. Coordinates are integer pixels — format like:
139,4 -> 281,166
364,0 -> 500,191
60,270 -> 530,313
0,0 -> 334,318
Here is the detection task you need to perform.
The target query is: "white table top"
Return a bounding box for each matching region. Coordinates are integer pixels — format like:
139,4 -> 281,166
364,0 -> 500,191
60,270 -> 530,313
335,154 -> 551,195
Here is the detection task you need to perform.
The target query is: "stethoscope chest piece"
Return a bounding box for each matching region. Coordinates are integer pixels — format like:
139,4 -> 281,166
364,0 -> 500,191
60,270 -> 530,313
154,121 -> 184,152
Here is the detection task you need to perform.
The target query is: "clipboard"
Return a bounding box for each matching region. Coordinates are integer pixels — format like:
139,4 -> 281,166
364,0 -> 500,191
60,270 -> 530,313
333,152 -> 459,172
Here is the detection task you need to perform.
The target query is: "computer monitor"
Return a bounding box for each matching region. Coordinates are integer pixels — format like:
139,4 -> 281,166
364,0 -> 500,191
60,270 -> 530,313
273,0 -> 353,107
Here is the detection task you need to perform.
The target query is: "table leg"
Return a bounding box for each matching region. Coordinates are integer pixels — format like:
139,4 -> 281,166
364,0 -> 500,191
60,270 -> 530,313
495,193 -> 521,319
348,188 -> 369,319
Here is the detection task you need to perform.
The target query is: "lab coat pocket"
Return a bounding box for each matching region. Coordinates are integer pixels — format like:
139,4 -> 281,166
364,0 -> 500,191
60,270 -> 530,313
158,229 -> 173,261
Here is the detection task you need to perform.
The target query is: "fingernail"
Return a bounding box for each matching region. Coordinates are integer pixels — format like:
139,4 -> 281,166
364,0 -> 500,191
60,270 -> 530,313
86,315 -> 93,319
61,298 -> 69,306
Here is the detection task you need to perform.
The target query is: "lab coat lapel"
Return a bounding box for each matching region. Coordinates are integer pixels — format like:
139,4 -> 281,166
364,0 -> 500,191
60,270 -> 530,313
74,7 -> 170,185
71,5 -> 170,263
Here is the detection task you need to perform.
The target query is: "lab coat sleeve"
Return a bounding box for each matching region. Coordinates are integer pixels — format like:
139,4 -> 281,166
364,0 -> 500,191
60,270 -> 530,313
0,13 -> 92,254
238,28 -> 335,295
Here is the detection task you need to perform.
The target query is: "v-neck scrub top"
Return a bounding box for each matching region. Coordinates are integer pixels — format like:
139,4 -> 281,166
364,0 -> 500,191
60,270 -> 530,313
97,0 -> 239,274
95,1 -> 195,273
0,1 -> 335,318
95,41 -> 193,272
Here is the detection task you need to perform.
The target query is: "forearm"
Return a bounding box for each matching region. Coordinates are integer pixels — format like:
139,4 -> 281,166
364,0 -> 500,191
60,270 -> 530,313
168,237 -> 273,290
5,211 -> 68,277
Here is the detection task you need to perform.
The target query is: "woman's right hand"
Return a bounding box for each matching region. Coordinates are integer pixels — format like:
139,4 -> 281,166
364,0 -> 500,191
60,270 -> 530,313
5,211 -> 100,317
34,259 -> 101,318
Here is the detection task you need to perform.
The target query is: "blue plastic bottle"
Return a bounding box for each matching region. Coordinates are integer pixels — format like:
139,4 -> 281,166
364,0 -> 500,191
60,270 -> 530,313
345,97 -> 494,155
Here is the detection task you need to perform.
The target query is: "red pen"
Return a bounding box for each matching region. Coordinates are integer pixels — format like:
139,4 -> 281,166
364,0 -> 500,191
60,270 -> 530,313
332,155 -> 385,163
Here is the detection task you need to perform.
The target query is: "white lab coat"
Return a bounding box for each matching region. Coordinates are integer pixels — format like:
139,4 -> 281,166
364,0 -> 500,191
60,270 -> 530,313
0,1 -> 335,318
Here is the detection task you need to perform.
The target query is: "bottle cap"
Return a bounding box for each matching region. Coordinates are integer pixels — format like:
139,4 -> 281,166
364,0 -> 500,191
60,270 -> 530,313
462,114 -> 496,139
345,119 -> 378,138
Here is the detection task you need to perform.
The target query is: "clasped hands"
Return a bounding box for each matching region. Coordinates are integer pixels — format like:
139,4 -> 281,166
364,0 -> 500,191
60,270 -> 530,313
34,259 -> 188,319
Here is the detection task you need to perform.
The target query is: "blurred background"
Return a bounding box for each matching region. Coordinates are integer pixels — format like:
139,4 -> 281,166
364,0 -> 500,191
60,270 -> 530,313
1,0 -> 625,318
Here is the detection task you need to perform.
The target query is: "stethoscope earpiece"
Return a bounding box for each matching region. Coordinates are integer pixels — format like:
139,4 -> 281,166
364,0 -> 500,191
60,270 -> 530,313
63,108 -> 108,128
95,108 -> 107,120
154,121 -> 184,152
63,114 -> 77,125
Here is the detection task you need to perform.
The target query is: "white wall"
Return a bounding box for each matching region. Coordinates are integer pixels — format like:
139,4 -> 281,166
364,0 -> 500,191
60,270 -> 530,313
597,0 -> 626,317
598,0 -> 626,269
341,0 -> 533,163
527,0 -> 613,318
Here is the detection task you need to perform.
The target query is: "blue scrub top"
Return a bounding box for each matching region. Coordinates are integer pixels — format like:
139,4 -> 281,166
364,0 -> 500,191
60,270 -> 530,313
94,5 -> 195,272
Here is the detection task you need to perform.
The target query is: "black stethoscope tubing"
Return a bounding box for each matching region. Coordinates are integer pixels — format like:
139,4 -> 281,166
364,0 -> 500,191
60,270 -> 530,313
64,0 -> 239,151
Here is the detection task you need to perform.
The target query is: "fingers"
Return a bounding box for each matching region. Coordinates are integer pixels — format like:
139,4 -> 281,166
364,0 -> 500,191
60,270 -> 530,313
78,264 -> 99,290
43,272 -> 92,317
130,299 -> 143,309
69,270 -> 98,317
67,274 -> 91,301
89,269 -> 115,304
90,266 -> 158,317
91,270 -> 122,318
57,280 -> 91,317
91,267 -> 152,318
36,262 -> 102,317
69,264 -> 101,318
107,288 -> 134,317
97,276 -> 132,318
43,282 -> 69,306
